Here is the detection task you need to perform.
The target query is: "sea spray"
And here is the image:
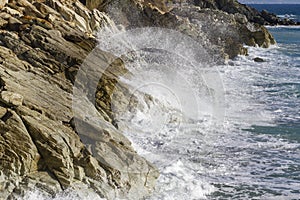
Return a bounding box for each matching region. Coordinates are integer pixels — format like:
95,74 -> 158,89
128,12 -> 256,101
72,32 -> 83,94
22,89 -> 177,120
93,27 -> 225,199
94,26 -> 299,199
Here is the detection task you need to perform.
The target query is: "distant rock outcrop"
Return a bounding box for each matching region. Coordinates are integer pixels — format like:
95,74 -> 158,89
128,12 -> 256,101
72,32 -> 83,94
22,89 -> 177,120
191,0 -> 299,25
93,0 -> 275,58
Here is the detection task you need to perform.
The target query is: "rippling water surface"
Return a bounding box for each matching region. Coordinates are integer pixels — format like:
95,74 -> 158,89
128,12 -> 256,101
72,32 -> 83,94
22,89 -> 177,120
118,27 -> 300,199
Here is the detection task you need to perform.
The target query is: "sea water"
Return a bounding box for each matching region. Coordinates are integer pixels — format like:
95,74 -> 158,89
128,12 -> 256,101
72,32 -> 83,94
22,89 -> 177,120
118,6 -> 300,199
250,4 -> 300,22
123,37 -> 300,199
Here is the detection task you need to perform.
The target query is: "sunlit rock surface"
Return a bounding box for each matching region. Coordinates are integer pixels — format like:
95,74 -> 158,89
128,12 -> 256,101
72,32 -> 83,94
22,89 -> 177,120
0,0 -> 158,199
95,0 -> 275,59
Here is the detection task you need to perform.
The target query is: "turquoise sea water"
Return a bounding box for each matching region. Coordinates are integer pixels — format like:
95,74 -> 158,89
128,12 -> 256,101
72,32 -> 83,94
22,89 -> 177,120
209,23 -> 300,198
246,5 -> 300,151
211,4 -> 300,198
250,26 -> 300,141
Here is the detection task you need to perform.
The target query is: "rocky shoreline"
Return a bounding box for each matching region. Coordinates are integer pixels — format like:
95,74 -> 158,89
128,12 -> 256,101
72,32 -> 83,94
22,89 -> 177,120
189,0 -> 300,26
0,0 -> 291,199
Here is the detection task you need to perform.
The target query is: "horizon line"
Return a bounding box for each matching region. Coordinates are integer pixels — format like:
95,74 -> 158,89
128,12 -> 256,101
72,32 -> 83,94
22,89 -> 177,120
239,2 -> 300,4
242,3 -> 300,4
240,2 -> 300,5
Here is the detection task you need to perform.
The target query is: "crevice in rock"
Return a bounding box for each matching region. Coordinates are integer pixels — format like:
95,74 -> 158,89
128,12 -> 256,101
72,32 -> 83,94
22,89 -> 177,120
144,168 -> 150,187
0,98 -> 16,109
0,77 -> 5,92
18,114 -> 64,191
79,0 -> 86,6
61,136 -> 75,158
19,115 -> 43,163
47,169 -> 65,191
67,117 -> 76,133
64,65 -> 79,85
0,110 -> 13,122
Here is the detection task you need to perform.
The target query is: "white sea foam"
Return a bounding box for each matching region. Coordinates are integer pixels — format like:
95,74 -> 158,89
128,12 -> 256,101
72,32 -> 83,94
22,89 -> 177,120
20,187 -> 105,200
277,14 -> 297,20
115,38 -> 300,199
266,25 -> 300,29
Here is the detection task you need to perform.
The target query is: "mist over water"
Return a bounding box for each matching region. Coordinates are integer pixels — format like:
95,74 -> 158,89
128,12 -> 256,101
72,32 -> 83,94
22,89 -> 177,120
120,50 -> 300,199
102,27 -> 300,199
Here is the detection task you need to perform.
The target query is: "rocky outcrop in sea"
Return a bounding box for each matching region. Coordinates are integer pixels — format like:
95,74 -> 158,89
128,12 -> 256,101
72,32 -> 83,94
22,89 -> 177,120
0,0 -> 279,199
186,0 -> 300,25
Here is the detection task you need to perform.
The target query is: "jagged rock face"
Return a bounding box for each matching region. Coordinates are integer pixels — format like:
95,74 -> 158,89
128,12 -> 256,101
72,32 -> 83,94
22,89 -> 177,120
98,0 -> 274,58
169,7 -> 256,58
0,0 -> 159,199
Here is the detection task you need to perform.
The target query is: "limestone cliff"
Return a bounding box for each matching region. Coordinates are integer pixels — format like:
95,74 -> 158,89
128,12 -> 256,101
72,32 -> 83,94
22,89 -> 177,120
0,0 -> 158,199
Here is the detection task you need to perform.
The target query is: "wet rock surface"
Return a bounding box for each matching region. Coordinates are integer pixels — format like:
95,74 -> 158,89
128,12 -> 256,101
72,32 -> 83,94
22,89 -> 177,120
96,0 -> 275,58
